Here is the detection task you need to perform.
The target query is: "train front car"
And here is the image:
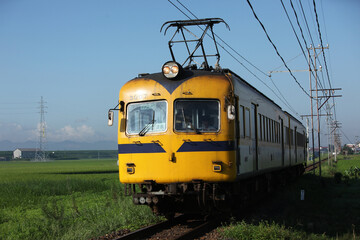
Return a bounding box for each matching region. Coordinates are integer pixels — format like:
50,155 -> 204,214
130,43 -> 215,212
117,63 -> 237,216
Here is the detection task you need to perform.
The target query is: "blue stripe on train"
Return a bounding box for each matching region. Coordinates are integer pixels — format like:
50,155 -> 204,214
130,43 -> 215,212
176,141 -> 236,152
118,141 -> 235,154
118,143 -> 166,154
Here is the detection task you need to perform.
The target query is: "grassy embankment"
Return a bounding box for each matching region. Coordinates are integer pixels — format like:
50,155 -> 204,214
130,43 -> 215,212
0,158 -> 161,240
219,154 -> 360,240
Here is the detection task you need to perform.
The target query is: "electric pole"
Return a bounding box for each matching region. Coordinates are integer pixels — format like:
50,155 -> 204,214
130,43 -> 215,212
35,96 -> 47,162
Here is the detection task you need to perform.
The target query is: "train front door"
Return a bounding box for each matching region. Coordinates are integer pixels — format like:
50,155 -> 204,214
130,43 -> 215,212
251,103 -> 258,171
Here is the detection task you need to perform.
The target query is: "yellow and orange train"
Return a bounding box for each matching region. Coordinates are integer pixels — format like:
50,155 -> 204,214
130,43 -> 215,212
108,19 -> 306,217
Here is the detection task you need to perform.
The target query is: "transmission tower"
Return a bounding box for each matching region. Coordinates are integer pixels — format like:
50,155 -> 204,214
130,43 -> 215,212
35,96 -> 47,162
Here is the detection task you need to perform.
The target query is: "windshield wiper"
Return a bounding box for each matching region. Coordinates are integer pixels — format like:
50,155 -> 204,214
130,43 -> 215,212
139,111 -> 155,136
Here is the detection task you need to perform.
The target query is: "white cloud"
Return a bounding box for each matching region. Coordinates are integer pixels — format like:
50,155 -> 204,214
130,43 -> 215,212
49,124 -> 95,142
0,122 -> 37,142
0,122 -> 98,143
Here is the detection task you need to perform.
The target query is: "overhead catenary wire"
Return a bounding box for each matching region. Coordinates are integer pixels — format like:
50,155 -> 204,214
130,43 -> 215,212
279,0 -> 325,92
287,0 -> 327,92
312,0 -> 337,124
296,0 -> 326,90
270,52 -> 302,72
245,0 -> 311,98
174,0 -> 269,78
312,0 -> 332,91
167,0 -> 300,116
297,0 -> 337,124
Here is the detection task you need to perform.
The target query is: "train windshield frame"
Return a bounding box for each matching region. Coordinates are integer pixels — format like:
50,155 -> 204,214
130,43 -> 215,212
126,100 -> 168,135
174,99 -> 220,133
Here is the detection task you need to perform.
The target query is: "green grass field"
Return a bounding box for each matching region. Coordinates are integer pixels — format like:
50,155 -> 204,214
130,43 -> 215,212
0,159 -> 161,240
219,155 -> 360,240
2,155 -> 359,240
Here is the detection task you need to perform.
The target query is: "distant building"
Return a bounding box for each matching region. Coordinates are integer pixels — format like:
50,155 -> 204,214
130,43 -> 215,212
13,148 -> 39,159
346,143 -> 360,153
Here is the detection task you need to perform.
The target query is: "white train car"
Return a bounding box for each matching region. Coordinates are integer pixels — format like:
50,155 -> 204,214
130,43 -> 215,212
230,70 -> 307,179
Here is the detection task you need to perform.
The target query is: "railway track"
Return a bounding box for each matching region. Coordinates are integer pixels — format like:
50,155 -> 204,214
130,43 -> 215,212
98,160 -> 326,240
305,156 -> 333,172
112,214 -> 222,240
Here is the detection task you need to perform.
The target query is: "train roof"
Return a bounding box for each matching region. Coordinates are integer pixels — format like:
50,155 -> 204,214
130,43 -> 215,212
132,69 -> 225,94
226,69 -> 304,126
131,68 -> 303,126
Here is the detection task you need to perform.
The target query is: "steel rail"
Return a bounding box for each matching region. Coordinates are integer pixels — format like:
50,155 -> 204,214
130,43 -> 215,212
113,214 -> 188,240
305,155 -> 333,172
174,217 -> 221,240
113,214 -> 222,240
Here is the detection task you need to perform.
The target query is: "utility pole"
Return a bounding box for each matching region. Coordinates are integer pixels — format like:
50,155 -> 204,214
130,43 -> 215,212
269,45 -> 341,177
308,45 -> 341,176
331,120 -> 341,162
35,96 -> 47,162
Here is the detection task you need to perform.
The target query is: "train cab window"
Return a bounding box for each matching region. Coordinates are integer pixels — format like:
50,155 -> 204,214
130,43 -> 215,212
126,100 -> 167,135
174,99 -> 220,133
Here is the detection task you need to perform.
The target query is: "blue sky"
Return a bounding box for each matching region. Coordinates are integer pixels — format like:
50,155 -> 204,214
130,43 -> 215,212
0,0 -> 359,148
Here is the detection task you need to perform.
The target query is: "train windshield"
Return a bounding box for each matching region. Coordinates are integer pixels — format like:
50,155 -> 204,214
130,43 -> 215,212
127,100 -> 167,135
174,99 -> 220,133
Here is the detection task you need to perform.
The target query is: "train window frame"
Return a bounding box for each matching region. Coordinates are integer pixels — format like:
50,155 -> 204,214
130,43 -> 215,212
173,99 -> 220,133
125,100 -> 168,136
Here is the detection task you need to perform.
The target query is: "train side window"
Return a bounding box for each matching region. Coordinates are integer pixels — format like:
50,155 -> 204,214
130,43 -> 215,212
245,107 -> 250,138
266,118 -> 270,142
263,116 -> 266,142
269,118 -> 271,142
278,122 -> 281,143
239,105 -> 244,138
272,120 -> 275,143
270,119 -> 273,143
258,114 -> 262,141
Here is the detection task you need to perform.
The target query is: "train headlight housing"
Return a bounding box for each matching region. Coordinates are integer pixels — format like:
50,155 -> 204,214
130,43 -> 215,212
162,61 -> 181,79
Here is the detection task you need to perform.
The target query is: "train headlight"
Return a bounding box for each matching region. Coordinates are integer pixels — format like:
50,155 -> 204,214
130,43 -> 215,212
212,161 -> 222,172
162,61 -> 181,79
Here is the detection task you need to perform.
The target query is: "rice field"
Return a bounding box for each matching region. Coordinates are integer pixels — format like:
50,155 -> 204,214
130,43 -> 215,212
0,158 -> 161,240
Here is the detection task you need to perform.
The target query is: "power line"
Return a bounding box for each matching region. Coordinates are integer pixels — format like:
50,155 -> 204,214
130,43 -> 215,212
298,0 -> 337,122
287,0 -> 327,91
312,0 -> 332,90
312,0 -> 337,126
245,0 -> 311,98
167,0 -> 300,116
270,52 -> 302,72
340,128 -> 352,144
279,0 -> 322,90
